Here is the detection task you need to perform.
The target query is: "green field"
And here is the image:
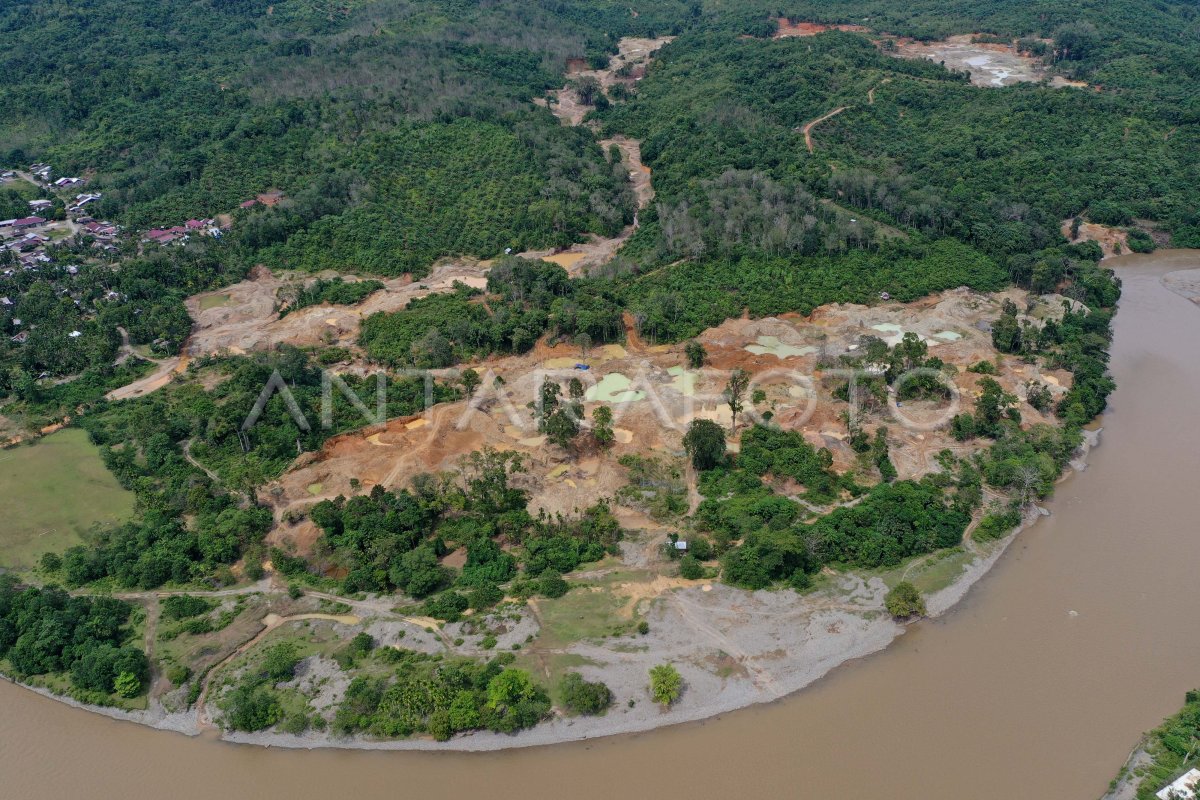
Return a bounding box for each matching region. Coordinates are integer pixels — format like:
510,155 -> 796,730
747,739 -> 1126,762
0,428 -> 134,569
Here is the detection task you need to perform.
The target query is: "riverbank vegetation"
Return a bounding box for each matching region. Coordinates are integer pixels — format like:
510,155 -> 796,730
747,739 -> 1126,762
0,576 -> 147,704
1108,691 -> 1200,800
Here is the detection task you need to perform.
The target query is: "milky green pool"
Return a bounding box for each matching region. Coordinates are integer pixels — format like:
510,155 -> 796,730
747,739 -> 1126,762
667,366 -> 699,396
744,335 -> 816,359
585,373 -> 645,403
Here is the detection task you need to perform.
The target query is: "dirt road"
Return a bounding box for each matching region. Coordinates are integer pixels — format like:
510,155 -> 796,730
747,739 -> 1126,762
801,106 -> 848,153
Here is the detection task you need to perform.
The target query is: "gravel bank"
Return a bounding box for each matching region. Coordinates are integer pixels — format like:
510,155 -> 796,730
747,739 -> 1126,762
4,432 -> 1101,752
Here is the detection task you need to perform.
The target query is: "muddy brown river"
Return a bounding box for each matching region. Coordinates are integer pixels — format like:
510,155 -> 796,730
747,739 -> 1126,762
2,251 -> 1198,799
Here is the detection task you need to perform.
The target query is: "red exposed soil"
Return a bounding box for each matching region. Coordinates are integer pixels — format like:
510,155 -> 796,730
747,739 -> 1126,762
774,20 -> 870,38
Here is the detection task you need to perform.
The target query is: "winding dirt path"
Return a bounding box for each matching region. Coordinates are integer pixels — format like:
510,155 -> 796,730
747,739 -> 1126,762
801,106 -> 849,153
194,611 -> 361,728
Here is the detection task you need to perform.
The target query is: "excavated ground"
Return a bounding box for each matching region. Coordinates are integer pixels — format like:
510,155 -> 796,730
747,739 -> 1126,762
264,285 -> 1071,555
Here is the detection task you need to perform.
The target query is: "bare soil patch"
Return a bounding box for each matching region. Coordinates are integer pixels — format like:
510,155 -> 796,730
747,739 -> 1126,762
1060,218 -> 1129,258
774,20 -> 870,38
891,35 -> 1052,87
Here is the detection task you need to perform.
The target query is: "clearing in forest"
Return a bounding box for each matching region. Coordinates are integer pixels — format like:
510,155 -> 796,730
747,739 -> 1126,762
0,429 -> 135,569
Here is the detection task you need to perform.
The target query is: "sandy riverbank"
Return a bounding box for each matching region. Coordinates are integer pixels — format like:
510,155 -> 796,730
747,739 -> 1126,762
2,429 -> 1099,752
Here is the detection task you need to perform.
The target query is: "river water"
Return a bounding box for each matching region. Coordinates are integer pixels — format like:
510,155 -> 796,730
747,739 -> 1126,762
2,251 -> 1197,800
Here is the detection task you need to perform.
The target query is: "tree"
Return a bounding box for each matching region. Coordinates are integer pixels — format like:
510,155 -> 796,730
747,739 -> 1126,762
262,642 -> 301,681
884,581 -> 926,620
487,668 -> 537,709
560,672 -> 612,715
682,419 -> 726,470
573,76 -> 603,105
538,569 -> 569,598
1054,21 -> 1099,61
685,341 -> 706,369
975,377 -> 1018,435
591,405 -> 614,446
544,406 -> 581,450
223,677 -> 282,731
724,369 -> 750,431
568,377 -> 584,401
679,554 -> 703,579
649,663 -> 682,706
114,670 -> 142,698
461,368 -> 481,398
872,427 -> 897,483
992,307 -> 1023,354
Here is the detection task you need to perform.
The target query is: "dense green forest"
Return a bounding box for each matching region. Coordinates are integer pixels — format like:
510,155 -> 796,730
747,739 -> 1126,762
0,576 -> 148,702
0,0 -> 693,273
601,31 -> 1200,255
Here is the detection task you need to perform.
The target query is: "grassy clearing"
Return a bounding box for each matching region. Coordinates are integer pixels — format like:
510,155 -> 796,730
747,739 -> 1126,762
0,429 -> 134,570
513,651 -> 601,702
529,570 -> 650,649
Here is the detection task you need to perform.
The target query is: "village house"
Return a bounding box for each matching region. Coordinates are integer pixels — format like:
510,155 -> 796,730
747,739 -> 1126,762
68,193 -> 102,213
10,216 -> 46,230
52,176 -> 86,189
1157,768 -> 1200,800
28,199 -> 52,212
143,218 -> 218,245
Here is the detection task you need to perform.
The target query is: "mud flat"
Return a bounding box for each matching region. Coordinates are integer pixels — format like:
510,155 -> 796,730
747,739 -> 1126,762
1162,268 -> 1200,305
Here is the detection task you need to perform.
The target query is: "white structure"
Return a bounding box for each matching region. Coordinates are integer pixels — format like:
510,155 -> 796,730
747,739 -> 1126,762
1158,768 -> 1200,800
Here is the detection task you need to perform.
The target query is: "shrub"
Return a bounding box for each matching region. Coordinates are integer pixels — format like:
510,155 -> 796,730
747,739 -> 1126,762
560,672 -> 613,715
422,591 -> 470,621
222,678 -> 282,732
679,555 -> 703,579
537,569 -> 569,599
468,582 -> 503,610
114,671 -> 142,698
976,510 -> 1023,542
884,582 -> 926,620
262,642 -> 301,681
161,595 -> 215,621
649,663 -> 682,706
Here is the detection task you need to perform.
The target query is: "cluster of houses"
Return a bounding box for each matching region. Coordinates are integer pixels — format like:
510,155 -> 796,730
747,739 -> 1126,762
142,217 -> 222,245
25,163 -> 86,190
0,216 -> 52,272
